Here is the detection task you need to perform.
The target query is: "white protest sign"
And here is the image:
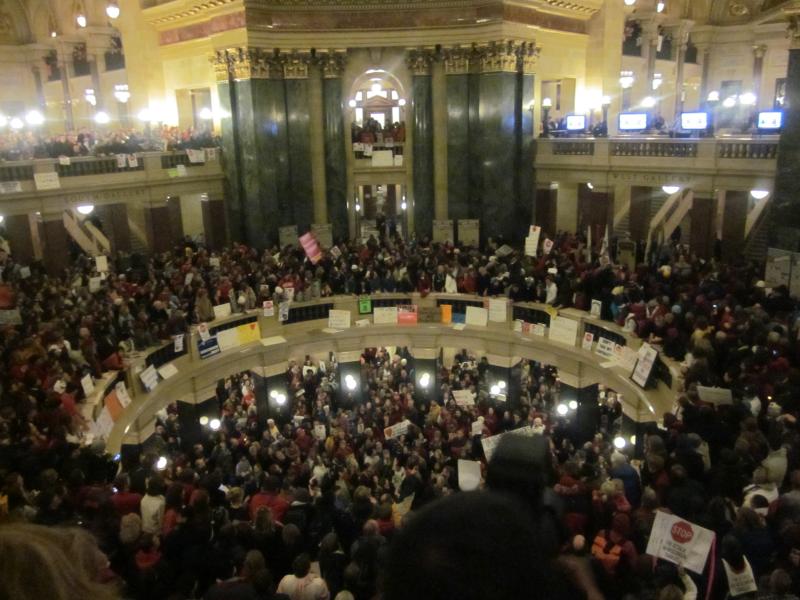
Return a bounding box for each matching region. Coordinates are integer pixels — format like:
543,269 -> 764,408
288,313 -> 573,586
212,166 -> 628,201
645,510 -> 714,575
34,172 -> 60,190
157,363 -> 179,380
116,382 -> 132,408
548,316 -> 578,346
481,426 -> 535,462
19,266 -> 30,279
95,255 -> 108,272
116,154 -> 127,168
279,301 -> 291,322
328,309 -> 351,329
595,336 -> 616,359
314,424 -> 327,441
471,421 -> 484,436
590,299 -> 602,317
262,300 -> 275,317
458,459 -> 482,491
373,306 -> 398,325
0,181 -> 22,194
89,277 -> 102,293
632,342 -> 658,388
697,385 -> 733,406
525,226 -> 541,257
139,365 -> 159,392
383,419 -> 411,440
582,332 -> 594,351
213,303 -> 231,320
94,407 -> 114,439
722,558 -> 757,596
452,389 -> 476,407
198,323 -> 213,343
0,309 -> 21,325
488,298 -> 508,322
173,334 -> 185,353
465,306 -> 488,327
543,238 -> 554,254
80,374 -> 94,397
533,323 -> 546,336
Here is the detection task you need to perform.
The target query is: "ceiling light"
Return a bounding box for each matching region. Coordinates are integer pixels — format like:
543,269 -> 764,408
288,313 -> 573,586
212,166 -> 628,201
490,384 -> 501,395
707,90 -> 720,102
354,203 -> 361,212
275,393 -> 287,406
400,200 -> 407,211
739,92 -> 757,106
50,30 -> 57,38
587,182 -> 594,190
25,110 -> 44,126
76,204 -> 94,215
345,374 -> 357,391
613,436 -> 627,449
199,416 -> 209,426
198,107 -> 214,120
722,96 -> 737,108
556,403 -> 568,416
498,381 -> 506,390
348,99 -> 357,108
750,190 -> 770,200
662,185 -> 680,195
209,418 -> 221,431
76,13 -> 87,28
656,1 -> 665,12
156,456 -> 168,470
106,2 -> 120,19
9,117 -> 23,130
624,0 -> 636,5
371,83 -> 382,94
419,373 -> 430,388
94,111 -> 111,125
398,99 -> 406,106
568,400 -> 578,410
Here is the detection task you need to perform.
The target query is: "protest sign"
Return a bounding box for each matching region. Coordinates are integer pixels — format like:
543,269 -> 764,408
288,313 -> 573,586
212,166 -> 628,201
645,511 -> 714,575
457,460 -> 482,491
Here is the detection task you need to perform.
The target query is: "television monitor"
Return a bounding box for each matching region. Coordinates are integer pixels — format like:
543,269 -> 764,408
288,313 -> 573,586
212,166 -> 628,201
757,111 -> 782,130
618,113 -> 648,131
680,112 -> 708,130
566,115 -> 586,131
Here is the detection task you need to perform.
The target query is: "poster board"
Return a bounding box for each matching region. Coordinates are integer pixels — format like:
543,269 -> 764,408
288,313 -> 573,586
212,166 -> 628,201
374,306 -> 398,325
34,172 -> 60,190
465,306 -> 488,327
279,225 -> 299,249
645,511 -> 714,575
765,248 -> 792,289
548,316 -> 578,346
457,460 -> 482,491
312,223 -> 333,249
488,298 -> 508,322
384,420 -> 411,439
697,385 -> 733,405
632,342 -> 658,388
432,219 -> 454,244
458,219 -> 480,247
213,304 -> 231,320
452,389 -> 476,407
328,309 -> 351,329
595,336 -> 616,359
397,305 -> 418,325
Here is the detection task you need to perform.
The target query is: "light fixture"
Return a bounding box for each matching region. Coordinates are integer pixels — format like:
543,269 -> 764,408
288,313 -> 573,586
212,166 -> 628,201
348,99 -> 357,108
652,74 -> 663,90
601,95 -> 611,106
0,115 -> 7,128
354,202 -> 361,212
750,190 -> 770,200
198,107 -> 214,120
24,110 -> 43,127
629,435 -> 637,445
199,416 -> 209,426
345,374 -> 357,391
137,108 -> 153,122
619,72 -> 634,89
50,30 -> 57,38
613,436 -> 627,449
656,1 -> 665,12
568,400 -> 578,410
722,96 -> 737,108
156,456 -> 168,470
624,0 -> 636,5
400,197 -> 407,211
9,117 -> 23,130
84,89 -> 97,106
586,182 -> 594,190
76,204 -> 94,215
209,418 -> 221,431
113,84 -> 130,104
490,384 -> 501,395
641,96 -> 657,108
0,216 -> 4,224
398,98 -> 406,107
542,97 -> 553,108
739,92 -> 757,106
498,381 -> 506,390
556,403 -> 568,416
76,13 -> 87,28
662,185 -> 680,195
275,393 -> 286,406
419,373 -> 431,388
94,111 -> 111,125
707,90 -> 720,103
106,2 -> 120,19
371,82 -> 382,94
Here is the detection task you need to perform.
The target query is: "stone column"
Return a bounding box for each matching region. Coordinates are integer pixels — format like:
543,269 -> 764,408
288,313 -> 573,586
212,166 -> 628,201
407,48 -> 435,240
319,51 -> 349,241
695,42 -> 712,107
556,182 -> 579,234
752,44 -> 767,104
444,46 -> 472,221
771,3 -> 800,250
40,212 -> 70,276
672,21 -> 693,118
641,20 -> 661,99
308,62 -> 328,225
57,43 -> 74,130
431,56 -> 448,221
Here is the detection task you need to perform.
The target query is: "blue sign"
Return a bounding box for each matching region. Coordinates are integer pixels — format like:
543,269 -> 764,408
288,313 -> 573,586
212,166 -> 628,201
198,337 -> 221,360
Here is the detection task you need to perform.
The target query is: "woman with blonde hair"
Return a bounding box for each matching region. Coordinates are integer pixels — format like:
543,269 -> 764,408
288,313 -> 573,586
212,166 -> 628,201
0,523 -> 119,600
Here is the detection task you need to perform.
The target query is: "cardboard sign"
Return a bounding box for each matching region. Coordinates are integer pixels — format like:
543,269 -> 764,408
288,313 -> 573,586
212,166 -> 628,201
374,306 -> 398,325
525,225 -> 541,257
632,342 -> 659,388
645,511 -> 714,575
263,300 -> 275,317
116,382 -> 132,408
279,302 -> 290,322
595,336 -> 616,359
458,459 -> 481,491
80,374 -> 94,397
488,298 -> 508,322
213,304 -> 231,320
432,219 -> 454,243
176,164 -> 187,177
543,238 -> 554,254
127,155 -> 139,168
590,299 -> 602,317
139,365 -> 159,392
34,172 -> 60,190
197,322 -> 211,341
116,154 -> 127,168
533,323 -> 546,336
384,420 -> 411,439
95,255 -> 108,272
440,304 -> 452,324
186,148 -> 205,163
458,219 -> 480,247
328,309 -> 351,329
481,426 -> 535,462
157,363 -> 178,380
397,305 -> 418,325
173,334 -> 185,353
471,421 -> 484,436
548,316 -> 578,346
314,424 -> 327,441
722,558 -> 757,596
452,390 -> 476,407
697,385 -> 733,406
299,231 -> 322,264
582,332 -> 594,350
465,306 -> 488,327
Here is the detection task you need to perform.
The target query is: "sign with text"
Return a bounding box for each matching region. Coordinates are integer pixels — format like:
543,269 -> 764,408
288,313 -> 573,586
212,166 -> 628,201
632,343 -> 658,388
645,510 -> 714,575
327,309 -> 351,330
34,172 -> 60,190
384,419 -> 411,440
458,219 -> 480,247
397,305 -> 418,325
432,219 -> 454,243
548,316 -> 578,346
373,306 -> 398,325
465,306 -> 488,327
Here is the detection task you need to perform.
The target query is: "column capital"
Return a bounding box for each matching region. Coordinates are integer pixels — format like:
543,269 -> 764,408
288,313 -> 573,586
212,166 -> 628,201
753,44 -> 768,59
406,48 -> 435,76
317,50 -> 347,78
442,46 -> 471,75
671,19 -> 694,49
519,41 -> 541,75
783,3 -> 800,49
282,51 -> 313,79
476,40 -> 518,74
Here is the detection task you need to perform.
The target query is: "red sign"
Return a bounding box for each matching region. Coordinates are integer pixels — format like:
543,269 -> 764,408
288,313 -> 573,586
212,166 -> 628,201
397,305 -> 418,325
671,521 -> 694,544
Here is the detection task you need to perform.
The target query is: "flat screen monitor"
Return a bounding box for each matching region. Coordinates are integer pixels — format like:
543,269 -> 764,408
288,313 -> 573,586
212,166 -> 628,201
618,113 -> 648,131
681,112 -> 708,130
566,115 -> 586,131
758,111 -> 783,130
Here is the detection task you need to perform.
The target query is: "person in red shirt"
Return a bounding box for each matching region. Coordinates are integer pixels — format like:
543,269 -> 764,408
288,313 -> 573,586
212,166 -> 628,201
249,475 -> 289,523
110,474 -> 142,517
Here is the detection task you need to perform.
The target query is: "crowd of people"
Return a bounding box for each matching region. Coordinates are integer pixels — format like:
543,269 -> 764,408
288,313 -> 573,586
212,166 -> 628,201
0,126 -> 219,161
0,226 -> 799,599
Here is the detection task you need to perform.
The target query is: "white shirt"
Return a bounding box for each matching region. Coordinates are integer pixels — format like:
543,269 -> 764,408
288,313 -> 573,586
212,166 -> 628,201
140,494 -> 165,534
277,574 -> 330,600
545,282 -> 558,305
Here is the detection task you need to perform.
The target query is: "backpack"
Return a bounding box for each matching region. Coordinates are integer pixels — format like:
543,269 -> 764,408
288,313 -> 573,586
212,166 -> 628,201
591,531 -> 622,575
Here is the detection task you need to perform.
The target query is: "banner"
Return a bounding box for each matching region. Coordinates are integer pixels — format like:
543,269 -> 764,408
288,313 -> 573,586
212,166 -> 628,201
465,306 -> 488,327
186,148 -> 206,163
299,231 -> 322,264
397,305 -> 418,325
458,219 -> 480,247
548,316 -> 578,346
384,419 -> 411,439
452,389 -> 475,407
34,172 -> 60,190
374,306 -> 398,325
645,510 -> 714,575
0,181 -> 22,194
328,309 -> 351,329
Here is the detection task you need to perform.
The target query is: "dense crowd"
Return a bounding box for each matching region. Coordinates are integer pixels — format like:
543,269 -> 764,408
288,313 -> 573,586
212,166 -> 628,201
0,126 -> 219,161
0,228 -> 800,599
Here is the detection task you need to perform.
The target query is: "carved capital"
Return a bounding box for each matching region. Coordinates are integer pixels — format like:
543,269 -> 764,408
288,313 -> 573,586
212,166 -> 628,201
519,41 -> 541,74
211,50 -> 230,83
477,40 -> 518,74
443,46 -> 471,75
784,5 -> 800,49
406,48 -> 435,76
318,51 -> 346,78
753,44 -> 767,59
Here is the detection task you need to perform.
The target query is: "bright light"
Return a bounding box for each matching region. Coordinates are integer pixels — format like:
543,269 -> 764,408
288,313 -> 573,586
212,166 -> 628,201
199,107 -> 214,120
641,96 -> 657,108
739,92 -> 757,106
398,99 -> 406,107
662,185 -> 680,195
275,393 -> 287,406
270,390 -> 277,399
722,96 -> 737,108
619,73 -> 634,89
9,117 -> 23,130
199,416 -> 209,426
568,400 -> 578,410
76,13 -> 87,28
750,190 -> 770,200
542,97 -> 553,108
348,99 -> 357,108
156,456 -> 168,470
94,111 -> 111,125
556,403 -> 568,416
498,381 -> 506,390
50,30 -> 57,38
25,110 -> 44,126
613,436 -> 627,449
76,204 -> 95,215
601,95 -> 611,106
209,418 -> 221,431
345,374 -> 357,391
624,0 -> 636,5
707,90 -> 720,102
656,1 -> 665,12
0,216 -> 4,224
419,373 -> 431,388
490,384 -> 501,395
586,182 -> 594,190
354,203 -> 361,212
113,85 -> 130,103
652,74 -> 663,90
629,435 -> 637,445
137,108 -> 153,122
371,83 -> 382,94
400,200 -> 407,211
0,115 -> 8,128
106,3 -> 120,19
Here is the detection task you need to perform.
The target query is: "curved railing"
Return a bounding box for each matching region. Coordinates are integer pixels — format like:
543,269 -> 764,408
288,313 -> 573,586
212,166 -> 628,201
93,294 -> 684,453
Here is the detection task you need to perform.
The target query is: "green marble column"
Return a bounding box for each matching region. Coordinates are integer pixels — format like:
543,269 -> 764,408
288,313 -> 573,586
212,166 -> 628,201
468,69 -> 483,225
284,77 -> 314,232
772,46 -> 800,250
322,74 -> 349,241
446,72 -> 471,220
216,79 -> 246,243
409,51 -> 435,240
516,71 -> 535,238
253,77 -> 286,247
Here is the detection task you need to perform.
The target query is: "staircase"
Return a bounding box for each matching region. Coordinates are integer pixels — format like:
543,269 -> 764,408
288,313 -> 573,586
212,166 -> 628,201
644,189 -> 692,259
743,201 -> 771,265
62,209 -> 111,257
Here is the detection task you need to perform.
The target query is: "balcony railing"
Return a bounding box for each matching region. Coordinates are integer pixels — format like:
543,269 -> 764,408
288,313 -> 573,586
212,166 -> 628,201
611,140 -> 698,158
57,156 -> 145,178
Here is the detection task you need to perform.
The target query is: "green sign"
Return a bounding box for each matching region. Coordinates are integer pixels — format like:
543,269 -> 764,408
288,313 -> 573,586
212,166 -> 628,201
358,297 -> 373,314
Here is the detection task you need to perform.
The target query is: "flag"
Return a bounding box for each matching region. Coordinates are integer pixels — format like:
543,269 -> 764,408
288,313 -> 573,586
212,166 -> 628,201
299,232 -> 322,264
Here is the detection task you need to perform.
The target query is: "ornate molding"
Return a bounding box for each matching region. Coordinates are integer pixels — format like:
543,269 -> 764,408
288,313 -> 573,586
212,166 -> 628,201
317,51 -> 346,78
406,48 -> 435,76
282,51 -> 312,79
784,5 -> 800,49
443,46 -> 471,75
477,40 -> 518,73
518,41 -> 540,74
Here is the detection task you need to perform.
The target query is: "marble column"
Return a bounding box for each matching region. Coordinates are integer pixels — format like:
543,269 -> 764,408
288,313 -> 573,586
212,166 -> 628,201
556,182 -> 579,234
517,46 -> 537,236
696,42 -> 712,107
407,49 -> 435,240
308,63 -> 328,226
41,212 -> 70,275
320,52 -> 349,241
641,20 -> 660,99
4,214 -> 36,264
57,44 -> 74,130
752,44 -> 767,104
431,57 -> 448,221
672,21 -> 693,118
282,53 -> 314,232
444,47 -> 471,220
771,7 -> 800,250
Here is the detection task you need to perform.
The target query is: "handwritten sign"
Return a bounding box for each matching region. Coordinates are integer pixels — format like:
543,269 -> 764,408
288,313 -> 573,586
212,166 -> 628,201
645,511 -> 714,575
328,309 -> 351,329
384,420 -> 411,439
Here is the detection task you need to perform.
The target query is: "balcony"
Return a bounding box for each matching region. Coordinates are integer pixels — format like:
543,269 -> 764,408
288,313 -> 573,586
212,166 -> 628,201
0,150 -> 225,215
535,136 -> 778,190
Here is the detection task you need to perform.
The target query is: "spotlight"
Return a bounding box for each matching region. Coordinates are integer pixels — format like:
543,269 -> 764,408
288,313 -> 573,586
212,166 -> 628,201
199,416 -> 209,426
722,96 -> 737,108
348,99 -> 357,108
25,110 -> 44,126
750,190 -> 769,200
9,117 -> 23,130
613,436 -> 626,449
76,14 -> 87,28
106,2 -> 120,19
50,30 -> 57,38
656,1 -> 664,12
419,373 -> 430,388
94,111 -> 111,125
586,182 -> 594,190
400,200 -> 407,211
269,390 -> 277,399
345,374 -> 357,391
156,456 -> 167,470
490,384 -> 501,396
275,393 -> 287,406
209,418 -> 221,431
739,92 -> 757,106
198,107 -> 214,120
557,403 -> 568,416
354,203 -> 361,212
498,381 -> 506,390
76,204 -> 94,215
568,400 -> 578,410
398,98 -> 406,106
661,185 -> 680,195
